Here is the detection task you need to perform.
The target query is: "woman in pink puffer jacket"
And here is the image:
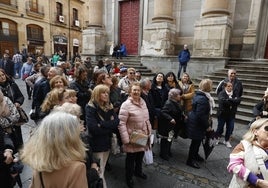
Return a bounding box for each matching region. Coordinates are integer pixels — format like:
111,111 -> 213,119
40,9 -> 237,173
118,82 -> 152,188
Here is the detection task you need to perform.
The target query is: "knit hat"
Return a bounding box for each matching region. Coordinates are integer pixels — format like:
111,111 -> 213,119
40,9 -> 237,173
264,88 -> 268,97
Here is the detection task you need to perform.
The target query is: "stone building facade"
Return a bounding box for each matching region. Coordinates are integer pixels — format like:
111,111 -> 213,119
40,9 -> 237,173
83,0 -> 268,78
0,0 -> 84,60
1,0 -> 268,78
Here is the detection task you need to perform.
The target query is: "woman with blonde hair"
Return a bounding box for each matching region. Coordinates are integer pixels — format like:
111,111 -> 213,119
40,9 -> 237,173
40,88 -> 65,118
186,79 -> 215,169
228,118 -> 268,187
21,111 -> 88,188
49,75 -> 68,89
85,84 -> 119,188
63,89 -> 78,104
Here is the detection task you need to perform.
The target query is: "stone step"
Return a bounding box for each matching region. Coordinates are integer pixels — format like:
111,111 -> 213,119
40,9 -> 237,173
196,59 -> 268,124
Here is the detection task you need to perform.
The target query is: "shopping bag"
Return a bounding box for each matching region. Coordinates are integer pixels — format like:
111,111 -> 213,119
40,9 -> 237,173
143,149 -> 153,165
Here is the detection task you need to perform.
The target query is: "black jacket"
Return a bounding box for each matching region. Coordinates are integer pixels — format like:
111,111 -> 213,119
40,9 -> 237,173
158,99 -> 184,137
217,90 -> 240,118
0,79 -> 24,105
187,91 -> 210,140
85,102 -> 119,152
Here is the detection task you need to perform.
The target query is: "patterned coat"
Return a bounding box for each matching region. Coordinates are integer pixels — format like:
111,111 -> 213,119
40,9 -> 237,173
118,97 -> 152,153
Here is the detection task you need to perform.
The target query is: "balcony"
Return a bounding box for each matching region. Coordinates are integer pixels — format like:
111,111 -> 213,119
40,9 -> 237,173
25,1 -> 44,18
0,0 -> 18,12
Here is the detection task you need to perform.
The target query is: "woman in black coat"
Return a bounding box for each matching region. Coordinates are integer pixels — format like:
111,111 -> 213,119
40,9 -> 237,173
216,82 -> 240,148
186,79 -> 214,169
0,69 -> 24,152
85,84 -> 119,188
158,88 -> 184,161
70,65 -> 91,120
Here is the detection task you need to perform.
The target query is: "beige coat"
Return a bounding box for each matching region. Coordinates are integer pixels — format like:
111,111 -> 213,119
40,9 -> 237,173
30,161 -> 88,188
178,80 -> 195,113
118,97 -> 152,153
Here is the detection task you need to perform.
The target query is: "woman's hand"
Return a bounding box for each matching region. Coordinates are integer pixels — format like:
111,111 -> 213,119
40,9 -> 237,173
14,103 -> 20,108
170,119 -> 176,125
257,179 -> 268,187
4,149 -> 13,164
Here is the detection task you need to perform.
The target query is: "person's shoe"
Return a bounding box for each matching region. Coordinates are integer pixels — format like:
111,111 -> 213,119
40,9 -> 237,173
195,154 -> 205,162
186,160 -> 200,169
225,141 -> 232,148
134,172 -> 147,179
126,178 -> 134,188
160,154 -> 169,161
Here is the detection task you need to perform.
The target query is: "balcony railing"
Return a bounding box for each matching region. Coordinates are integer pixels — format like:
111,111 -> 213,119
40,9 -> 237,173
0,0 -> 18,12
25,1 -> 44,17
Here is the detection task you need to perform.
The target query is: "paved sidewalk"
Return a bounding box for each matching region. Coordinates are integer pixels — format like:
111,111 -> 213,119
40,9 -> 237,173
14,78 -> 249,188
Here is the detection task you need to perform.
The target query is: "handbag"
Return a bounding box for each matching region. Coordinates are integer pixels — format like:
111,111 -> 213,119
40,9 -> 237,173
22,73 -> 29,80
15,107 -> 29,126
129,131 -> 149,147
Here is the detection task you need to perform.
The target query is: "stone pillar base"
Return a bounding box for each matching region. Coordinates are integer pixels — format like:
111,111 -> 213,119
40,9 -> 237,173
141,22 -> 175,56
193,16 -> 232,57
82,27 -> 106,55
240,29 -> 256,58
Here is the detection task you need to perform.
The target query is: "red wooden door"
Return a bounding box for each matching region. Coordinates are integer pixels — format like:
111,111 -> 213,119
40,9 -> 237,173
119,0 -> 140,55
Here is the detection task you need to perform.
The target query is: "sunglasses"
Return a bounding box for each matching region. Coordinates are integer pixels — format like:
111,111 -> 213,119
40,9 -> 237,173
129,72 -> 135,75
264,126 -> 268,131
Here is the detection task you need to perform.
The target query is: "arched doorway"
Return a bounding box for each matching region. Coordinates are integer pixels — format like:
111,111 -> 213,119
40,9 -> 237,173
119,0 -> 140,55
0,18 -> 18,57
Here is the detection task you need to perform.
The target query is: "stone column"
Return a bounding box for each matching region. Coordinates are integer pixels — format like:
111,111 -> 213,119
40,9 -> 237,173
141,0 -> 175,56
202,0 -> 230,17
82,0 -> 106,56
193,0 -> 232,57
87,0 -> 103,27
240,0 -> 262,58
152,0 -> 174,23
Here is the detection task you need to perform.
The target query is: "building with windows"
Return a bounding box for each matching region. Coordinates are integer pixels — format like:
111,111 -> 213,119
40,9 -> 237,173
0,0 -> 84,60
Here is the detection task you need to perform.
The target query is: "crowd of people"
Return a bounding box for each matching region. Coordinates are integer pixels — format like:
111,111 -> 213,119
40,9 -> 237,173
2,48 -> 268,188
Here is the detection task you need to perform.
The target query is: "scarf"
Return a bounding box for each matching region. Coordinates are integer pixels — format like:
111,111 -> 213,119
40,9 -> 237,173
225,90 -> 233,98
200,90 -> 215,115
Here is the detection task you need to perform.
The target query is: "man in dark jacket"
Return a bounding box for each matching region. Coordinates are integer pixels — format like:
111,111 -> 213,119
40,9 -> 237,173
216,68 -> 243,98
177,44 -> 190,79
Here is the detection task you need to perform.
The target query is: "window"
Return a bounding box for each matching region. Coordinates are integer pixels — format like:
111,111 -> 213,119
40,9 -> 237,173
73,8 -> 78,20
56,2 -> 63,16
27,25 -> 43,40
0,0 -> 11,5
29,0 -> 38,12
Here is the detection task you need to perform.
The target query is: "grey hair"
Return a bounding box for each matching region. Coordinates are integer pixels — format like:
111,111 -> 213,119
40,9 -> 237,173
168,88 -> 181,100
140,78 -> 151,89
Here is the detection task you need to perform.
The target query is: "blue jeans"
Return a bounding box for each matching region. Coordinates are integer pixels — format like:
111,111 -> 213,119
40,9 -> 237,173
14,62 -> 22,77
216,116 -> 235,141
177,64 -> 187,79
